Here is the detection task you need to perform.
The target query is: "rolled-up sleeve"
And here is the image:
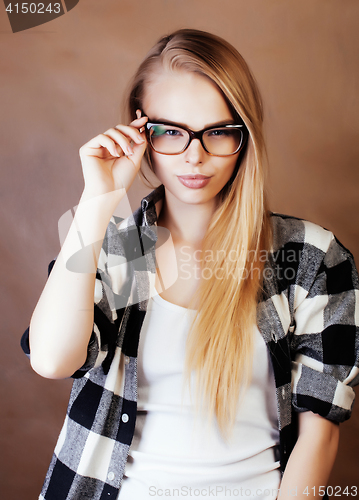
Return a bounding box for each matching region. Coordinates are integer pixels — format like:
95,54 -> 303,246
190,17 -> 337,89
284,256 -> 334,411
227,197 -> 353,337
291,234 -> 359,422
21,218 -> 131,379
70,219 -> 133,378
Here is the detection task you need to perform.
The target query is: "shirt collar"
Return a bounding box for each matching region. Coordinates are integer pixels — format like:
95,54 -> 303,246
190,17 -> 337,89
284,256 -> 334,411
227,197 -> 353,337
140,184 -> 165,227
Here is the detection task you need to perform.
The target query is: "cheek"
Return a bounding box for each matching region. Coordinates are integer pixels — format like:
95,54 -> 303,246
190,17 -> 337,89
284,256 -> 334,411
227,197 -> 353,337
149,152 -> 241,187
222,156 -> 240,179
146,150 -> 166,181
150,153 -> 174,178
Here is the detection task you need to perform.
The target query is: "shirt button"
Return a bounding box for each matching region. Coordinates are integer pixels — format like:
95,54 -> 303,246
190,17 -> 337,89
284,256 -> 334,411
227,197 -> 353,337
124,356 -> 130,365
121,413 -> 129,423
282,387 -> 286,398
108,471 -> 115,481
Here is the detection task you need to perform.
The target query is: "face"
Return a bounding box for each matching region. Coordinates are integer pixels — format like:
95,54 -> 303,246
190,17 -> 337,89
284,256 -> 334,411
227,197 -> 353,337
142,70 -> 241,210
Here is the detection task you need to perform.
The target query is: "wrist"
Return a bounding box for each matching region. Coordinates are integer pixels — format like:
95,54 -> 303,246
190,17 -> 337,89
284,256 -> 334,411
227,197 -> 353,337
80,187 -> 126,206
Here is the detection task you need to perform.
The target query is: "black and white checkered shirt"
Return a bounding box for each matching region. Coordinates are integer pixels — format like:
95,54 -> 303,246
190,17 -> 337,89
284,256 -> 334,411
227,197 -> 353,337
22,185 -> 359,500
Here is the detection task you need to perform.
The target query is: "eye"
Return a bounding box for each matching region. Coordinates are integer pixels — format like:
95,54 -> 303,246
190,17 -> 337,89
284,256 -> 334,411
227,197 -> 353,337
151,125 -> 184,138
165,129 -> 183,137
207,128 -> 231,137
151,125 -> 166,137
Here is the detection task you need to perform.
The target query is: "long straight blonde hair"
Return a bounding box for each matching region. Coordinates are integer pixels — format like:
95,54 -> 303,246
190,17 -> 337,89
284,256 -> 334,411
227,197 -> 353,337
127,29 -> 272,436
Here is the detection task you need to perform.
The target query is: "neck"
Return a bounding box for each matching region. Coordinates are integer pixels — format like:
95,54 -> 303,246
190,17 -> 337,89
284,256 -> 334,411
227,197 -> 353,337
157,189 -> 217,247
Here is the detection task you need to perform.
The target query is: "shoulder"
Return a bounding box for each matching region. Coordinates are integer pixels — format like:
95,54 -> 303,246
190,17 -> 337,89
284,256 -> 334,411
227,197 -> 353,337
269,212 -> 355,266
263,213 -> 358,305
269,212 -> 335,255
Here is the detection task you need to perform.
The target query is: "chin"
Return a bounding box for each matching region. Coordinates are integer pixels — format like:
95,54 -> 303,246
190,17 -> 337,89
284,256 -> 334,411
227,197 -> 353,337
170,185 -> 221,206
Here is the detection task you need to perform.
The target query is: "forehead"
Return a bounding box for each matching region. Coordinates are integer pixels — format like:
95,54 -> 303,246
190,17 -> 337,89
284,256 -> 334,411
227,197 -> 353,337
142,70 -> 233,130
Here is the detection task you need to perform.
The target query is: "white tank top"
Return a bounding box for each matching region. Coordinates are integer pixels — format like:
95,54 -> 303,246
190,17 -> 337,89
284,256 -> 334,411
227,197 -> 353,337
119,292 -> 281,499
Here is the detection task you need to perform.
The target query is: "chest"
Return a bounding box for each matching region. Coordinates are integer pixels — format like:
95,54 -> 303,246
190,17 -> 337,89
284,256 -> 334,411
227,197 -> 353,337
154,240 -> 203,308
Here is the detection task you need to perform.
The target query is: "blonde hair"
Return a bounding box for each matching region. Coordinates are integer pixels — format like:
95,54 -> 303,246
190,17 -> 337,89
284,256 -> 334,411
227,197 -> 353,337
127,29 -> 272,436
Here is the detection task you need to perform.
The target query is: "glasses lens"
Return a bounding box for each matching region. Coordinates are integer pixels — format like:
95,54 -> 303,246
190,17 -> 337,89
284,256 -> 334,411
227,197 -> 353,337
203,127 -> 243,156
149,124 -> 189,154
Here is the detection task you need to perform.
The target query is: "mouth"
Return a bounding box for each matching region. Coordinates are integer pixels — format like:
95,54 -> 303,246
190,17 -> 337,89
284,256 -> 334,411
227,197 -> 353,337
177,174 -> 212,189
178,174 -> 211,179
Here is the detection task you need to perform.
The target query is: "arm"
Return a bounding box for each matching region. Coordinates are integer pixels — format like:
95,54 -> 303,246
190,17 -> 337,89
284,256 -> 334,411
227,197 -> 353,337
29,191 -> 121,379
279,226 -> 357,498
29,115 -> 147,380
279,411 -> 339,499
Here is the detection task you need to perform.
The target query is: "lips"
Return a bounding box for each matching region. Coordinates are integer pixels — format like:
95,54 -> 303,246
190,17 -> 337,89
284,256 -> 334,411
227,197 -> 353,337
177,174 -> 212,189
179,174 -> 210,179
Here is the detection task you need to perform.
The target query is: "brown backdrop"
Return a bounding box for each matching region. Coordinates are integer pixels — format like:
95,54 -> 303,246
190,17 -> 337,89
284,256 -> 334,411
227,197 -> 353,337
1,1 -> 358,498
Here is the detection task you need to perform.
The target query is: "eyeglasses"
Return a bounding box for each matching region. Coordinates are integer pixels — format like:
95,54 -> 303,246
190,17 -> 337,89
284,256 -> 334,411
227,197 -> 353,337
144,120 -> 248,157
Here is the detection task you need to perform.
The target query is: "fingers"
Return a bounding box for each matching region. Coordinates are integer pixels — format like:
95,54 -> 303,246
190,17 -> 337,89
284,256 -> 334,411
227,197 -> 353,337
109,112 -> 148,157
101,109 -> 149,155
79,134 -> 122,159
113,124 -> 145,150
80,124 -> 145,159
80,110 -> 148,161
129,116 -> 148,135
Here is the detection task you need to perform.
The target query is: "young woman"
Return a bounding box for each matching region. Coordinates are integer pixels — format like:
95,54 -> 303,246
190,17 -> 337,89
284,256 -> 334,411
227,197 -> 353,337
23,29 -> 359,500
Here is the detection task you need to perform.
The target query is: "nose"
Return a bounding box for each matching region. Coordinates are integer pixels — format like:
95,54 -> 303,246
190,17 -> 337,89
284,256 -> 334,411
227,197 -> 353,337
184,138 -> 206,165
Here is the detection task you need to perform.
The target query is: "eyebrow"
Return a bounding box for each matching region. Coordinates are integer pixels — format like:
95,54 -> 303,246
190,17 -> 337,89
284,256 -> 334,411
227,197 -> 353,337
146,117 -> 237,130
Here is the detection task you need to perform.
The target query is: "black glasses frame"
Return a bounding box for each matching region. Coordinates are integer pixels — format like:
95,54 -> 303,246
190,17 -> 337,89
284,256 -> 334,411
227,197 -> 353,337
144,119 -> 248,157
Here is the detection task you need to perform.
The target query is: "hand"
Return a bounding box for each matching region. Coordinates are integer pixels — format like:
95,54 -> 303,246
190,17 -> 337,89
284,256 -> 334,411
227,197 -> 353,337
79,110 -> 148,198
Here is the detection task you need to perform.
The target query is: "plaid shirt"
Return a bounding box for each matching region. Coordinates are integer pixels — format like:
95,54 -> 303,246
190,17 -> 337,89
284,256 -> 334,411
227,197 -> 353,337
22,184 -> 359,500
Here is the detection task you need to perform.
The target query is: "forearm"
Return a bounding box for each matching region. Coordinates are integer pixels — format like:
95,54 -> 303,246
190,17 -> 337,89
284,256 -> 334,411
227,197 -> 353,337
279,412 -> 339,499
29,189 -> 123,379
